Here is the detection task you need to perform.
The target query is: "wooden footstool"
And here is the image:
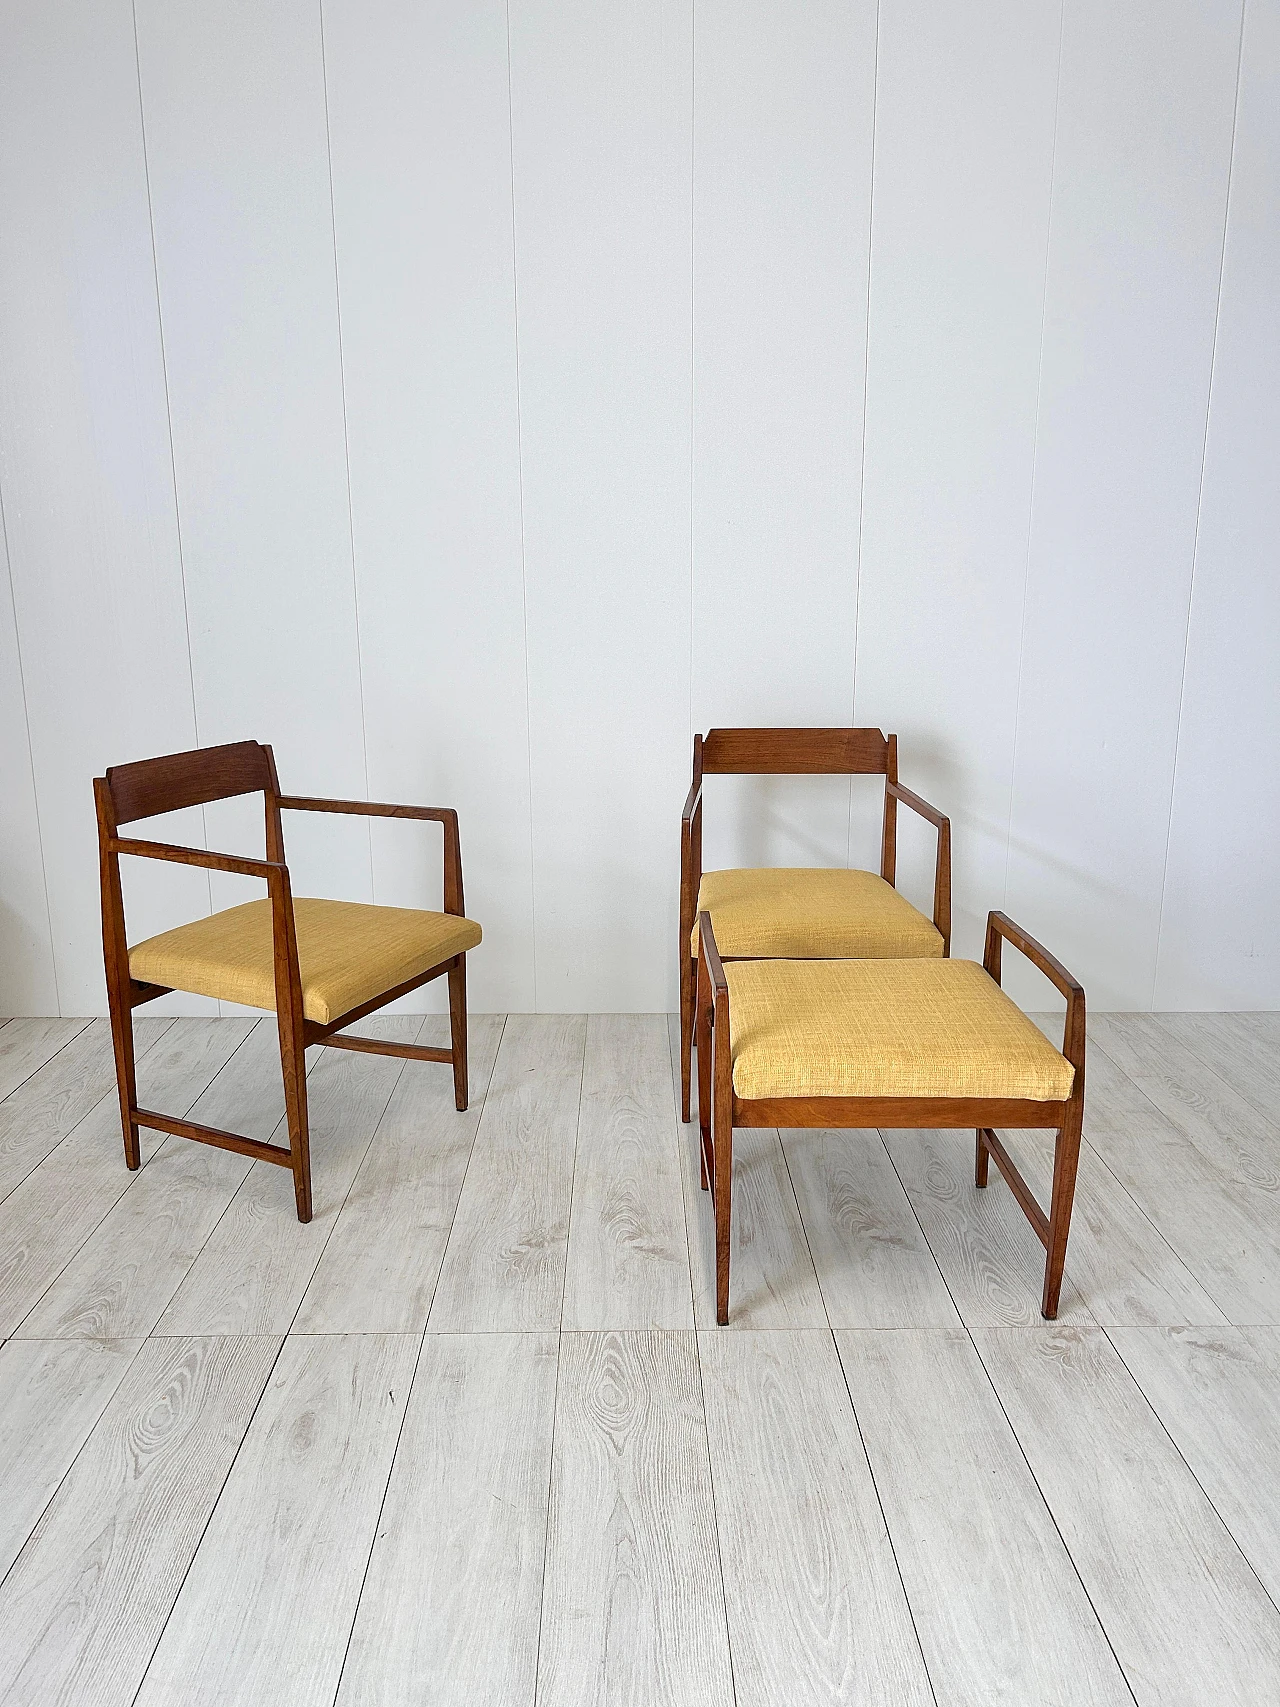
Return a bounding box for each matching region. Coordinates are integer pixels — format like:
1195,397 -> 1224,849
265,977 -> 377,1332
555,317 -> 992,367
696,911 -> 1086,1324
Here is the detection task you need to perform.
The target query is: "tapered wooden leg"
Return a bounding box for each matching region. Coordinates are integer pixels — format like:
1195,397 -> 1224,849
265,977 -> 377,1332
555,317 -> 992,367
679,953 -> 695,1124
448,956 -> 469,1111
106,984 -> 140,1170
975,1127 -> 990,1187
696,952 -> 712,1191
1041,1111 -> 1083,1319
712,1002 -> 733,1325
713,990 -> 730,1331
279,1019 -> 312,1223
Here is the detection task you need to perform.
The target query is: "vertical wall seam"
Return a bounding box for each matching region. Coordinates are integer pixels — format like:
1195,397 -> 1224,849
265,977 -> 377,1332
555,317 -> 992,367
1151,0 -> 1248,1010
318,0 -> 376,899
131,0 -> 215,939
505,0 -> 538,1011
689,0 -> 697,777
1001,0 -> 1066,911
847,0 -> 880,869
0,481 -> 60,1013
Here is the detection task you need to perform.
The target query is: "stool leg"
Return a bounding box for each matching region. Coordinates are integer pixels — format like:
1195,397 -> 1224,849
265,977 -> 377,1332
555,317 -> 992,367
679,954 -> 694,1124
975,1127 -> 990,1187
1042,1109 -> 1083,1319
712,990 -> 733,1325
696,952 -> 712,1191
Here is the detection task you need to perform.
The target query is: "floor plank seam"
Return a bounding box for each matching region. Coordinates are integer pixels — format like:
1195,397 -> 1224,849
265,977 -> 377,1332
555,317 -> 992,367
272,1022 -> 424,1344
1,1020 -> 259,1334
689,1330 -> 742,1707
1101,1323 -> 1280,1631
125,1331 -> 293,1707
329,1324 -> 433,1707
0,1018 -> 177,1210
552,1023 -> 589,1334
413,1013 -> 509,1335
965,1329 -> 1143,1707
0,1016 -> 93,1110
528,1326 -> 564,1707
0,1335 -> 150,1600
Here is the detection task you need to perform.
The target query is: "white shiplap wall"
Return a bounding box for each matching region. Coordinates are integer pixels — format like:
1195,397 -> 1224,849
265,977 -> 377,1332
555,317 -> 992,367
0,0 -> 1273,1016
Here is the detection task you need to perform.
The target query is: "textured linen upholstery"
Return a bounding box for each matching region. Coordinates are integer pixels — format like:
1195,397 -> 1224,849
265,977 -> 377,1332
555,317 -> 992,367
693,867 -> 943,960
725,958 -> 1074,1102
129,898 -> 482,1026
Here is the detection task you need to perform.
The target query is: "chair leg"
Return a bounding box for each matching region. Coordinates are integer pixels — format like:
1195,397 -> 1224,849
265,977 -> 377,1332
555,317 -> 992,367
975,1127 -> 990,1187
448,956 -> 469,1112
106,984 -> 140,1170
1041,1111 -> 1084,1319
679,954 -> 694,1123
278,1020 -> 312,1223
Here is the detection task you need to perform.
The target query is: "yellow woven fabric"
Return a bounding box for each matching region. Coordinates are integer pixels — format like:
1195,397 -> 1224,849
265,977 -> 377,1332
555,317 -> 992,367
129,897 -> 482,1026
693,867 -> 943,960
725,958 -> 1074,1102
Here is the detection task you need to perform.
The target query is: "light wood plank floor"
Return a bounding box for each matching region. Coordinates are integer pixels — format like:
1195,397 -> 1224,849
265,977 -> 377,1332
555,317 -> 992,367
1,1009 -> 1279,1704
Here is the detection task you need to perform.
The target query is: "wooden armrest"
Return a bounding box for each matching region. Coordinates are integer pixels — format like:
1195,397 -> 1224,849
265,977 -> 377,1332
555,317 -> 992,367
681,776 -> 702,828
985,911 -> 1086,1076
697,912 -> 729,995
109,837 -> 284,881
887,779 -> 948,831
884,781 -> 951,951
276,795 -> 455,824
276,796 -> 465,917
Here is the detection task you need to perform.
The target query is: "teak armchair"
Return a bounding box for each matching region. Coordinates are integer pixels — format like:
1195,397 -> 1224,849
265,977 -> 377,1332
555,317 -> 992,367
94,740 -> 482,1222
679,727 -> 951,1121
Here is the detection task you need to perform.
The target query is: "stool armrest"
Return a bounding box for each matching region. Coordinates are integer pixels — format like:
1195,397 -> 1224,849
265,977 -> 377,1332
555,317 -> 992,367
886,780 -> 952,952
985,911 -> 1086,1078
697,911 -> 729,995
275,795 -> 464,917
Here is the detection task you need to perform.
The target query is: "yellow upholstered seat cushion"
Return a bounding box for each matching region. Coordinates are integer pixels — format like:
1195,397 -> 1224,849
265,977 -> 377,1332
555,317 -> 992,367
694,867 -> 943,960
725,958 -> 1074,1102
129,897 -> 482,1026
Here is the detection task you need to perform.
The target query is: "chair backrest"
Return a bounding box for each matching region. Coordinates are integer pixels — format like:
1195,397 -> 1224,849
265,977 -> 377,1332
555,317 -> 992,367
700,727 -> 891,776
102,740 -> 277,826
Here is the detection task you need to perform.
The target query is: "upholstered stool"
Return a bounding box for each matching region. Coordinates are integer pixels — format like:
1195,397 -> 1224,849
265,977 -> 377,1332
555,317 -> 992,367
696,912 -> 1086,1324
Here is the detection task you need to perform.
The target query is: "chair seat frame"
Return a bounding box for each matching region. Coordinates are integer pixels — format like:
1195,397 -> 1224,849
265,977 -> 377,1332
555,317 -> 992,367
95,742 -> 472,1223
679,727 -> 952,1123
696,909 -> 1086,1325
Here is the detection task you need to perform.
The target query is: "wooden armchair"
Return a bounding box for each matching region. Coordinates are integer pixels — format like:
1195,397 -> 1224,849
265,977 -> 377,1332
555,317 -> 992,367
679,727 -> 951,1122
94,740 -> 481,1222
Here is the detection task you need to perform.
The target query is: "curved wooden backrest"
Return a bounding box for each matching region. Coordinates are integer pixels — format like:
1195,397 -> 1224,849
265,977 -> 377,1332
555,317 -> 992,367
701,727 -> 890,776
103,740 -> 275,826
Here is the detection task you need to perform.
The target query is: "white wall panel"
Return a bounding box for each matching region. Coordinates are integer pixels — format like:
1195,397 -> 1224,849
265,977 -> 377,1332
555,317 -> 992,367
1155,0 -> 1280,1009
510,0 -> 692,1010
692,0 -> 875,880
135,0 -> 369,915
0,540 -> 57,1013
1005,0 -> 1243,1009
0,0 -> 212,1014
856,0 -> 1061,958
324,0 -> 535,1012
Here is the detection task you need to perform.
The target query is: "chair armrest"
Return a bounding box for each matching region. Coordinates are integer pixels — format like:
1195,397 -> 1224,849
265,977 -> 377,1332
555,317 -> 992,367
275,796 -> 465,916
276,794 -> 453,824
984,911 -> 1086,1078
885,781 -> 952,951
681,776 -> 702,828
887,779 -> 946,830
109,837 -> 284,881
